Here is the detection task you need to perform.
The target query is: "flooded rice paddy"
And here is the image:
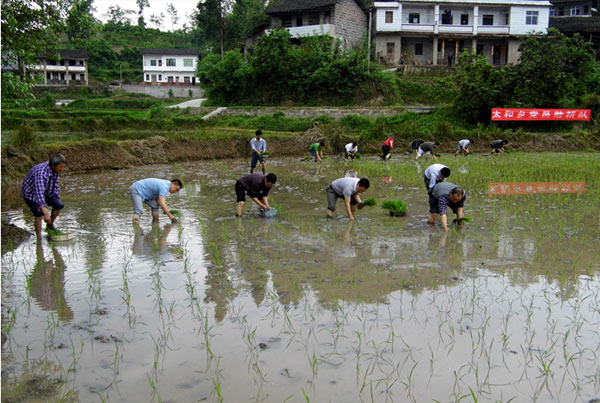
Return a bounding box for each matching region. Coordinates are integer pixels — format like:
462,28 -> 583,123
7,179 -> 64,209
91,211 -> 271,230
2,153 -> 600,402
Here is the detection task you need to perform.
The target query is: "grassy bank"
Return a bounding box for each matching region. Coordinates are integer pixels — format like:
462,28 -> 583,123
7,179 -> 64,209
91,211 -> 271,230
2,106 -> 599,188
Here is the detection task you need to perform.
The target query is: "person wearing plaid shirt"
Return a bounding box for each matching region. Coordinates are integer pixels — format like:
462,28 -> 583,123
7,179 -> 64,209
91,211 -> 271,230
21,154 -> 66,239
428,182 -> 466,232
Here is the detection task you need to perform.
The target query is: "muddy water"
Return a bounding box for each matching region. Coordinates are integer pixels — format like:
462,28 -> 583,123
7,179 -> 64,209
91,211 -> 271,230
2,155 -> 600,402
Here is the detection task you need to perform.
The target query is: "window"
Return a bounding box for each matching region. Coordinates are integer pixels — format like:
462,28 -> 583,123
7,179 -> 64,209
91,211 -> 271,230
570,6 -> 580,15
296,15 -> 303,26
476,44 -> 484,55
79,60 -> 84,66
482,14 -> 494,25
558,7 -> 564,16
308,12 -> 319,25
461,14 -> 468,25
184,76 -> 190,83
184,59 -> 193,67
151,59 -> 157,66
80,73 -> 85,80
282,15 -> 292,27
408,13 -> 420,23
584,6 -> 589,14
526,11 -> 538,25
415,43 -> 423,55
166,58 -> 176,66
549,7 -> 555,16
71,73 -> 77,80
69,60 -> 76,66
385,11 -> 393,23
158,60 -> 162,66
158,74 -> 162,80
441,10 -> 453,24
324,11 -> 330,24
146,74 -> 150,81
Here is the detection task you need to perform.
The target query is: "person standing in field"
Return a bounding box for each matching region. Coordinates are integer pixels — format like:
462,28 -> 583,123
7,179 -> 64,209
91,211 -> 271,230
381,137 -> 394,160
455,139 -> 473,156
309,141 -> 325,162
411,139 -> 424,155
235,173 -> 277,217
424,163 -> 451,192
491,139 -> 509,154
129,178 -> 182,224
326,177 -> 370,221
428,182 -> 466,232
345,142 -> 358,159
21,154 -> 67,239
250,129 -> 267,174
416,141 -> 440,160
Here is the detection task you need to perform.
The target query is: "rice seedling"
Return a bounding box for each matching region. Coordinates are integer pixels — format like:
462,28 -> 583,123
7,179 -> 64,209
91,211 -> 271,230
381,200 -> 408,217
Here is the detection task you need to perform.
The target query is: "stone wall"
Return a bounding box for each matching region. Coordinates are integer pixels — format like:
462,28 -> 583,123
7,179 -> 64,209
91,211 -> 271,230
116,84 -> 204,99
334,0 -> 368,48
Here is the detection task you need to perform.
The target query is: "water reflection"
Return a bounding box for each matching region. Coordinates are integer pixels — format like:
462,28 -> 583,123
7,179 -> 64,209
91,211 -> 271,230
132,222 -> 177,258
27,244 -> 73,323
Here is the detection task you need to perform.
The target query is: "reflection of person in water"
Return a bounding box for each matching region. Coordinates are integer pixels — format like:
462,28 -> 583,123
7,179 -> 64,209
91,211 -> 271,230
28,244 -> 74,323
132,222 -> 176,257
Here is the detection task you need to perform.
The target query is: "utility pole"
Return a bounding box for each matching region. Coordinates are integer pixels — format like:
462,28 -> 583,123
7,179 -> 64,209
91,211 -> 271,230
119,63 -> 123,87
367,8 -> 372,72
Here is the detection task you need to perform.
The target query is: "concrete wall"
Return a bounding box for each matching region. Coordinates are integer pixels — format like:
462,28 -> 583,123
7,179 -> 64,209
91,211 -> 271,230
334,0 -> 368,48
117,84 -> 204,99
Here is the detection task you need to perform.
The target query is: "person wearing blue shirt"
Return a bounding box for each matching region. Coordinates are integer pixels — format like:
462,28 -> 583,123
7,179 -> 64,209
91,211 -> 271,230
129,178 -> 183,223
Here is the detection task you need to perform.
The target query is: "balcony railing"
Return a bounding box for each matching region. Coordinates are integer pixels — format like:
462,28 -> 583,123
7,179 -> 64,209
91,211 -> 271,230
477,25 -> 509,34
272,24 -> 335,38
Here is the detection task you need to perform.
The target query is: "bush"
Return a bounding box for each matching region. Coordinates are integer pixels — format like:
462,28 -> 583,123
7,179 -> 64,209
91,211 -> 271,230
11,123 -> 37,149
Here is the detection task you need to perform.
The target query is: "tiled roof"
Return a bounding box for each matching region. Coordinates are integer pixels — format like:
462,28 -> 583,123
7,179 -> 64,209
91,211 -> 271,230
266,0 -> 367,14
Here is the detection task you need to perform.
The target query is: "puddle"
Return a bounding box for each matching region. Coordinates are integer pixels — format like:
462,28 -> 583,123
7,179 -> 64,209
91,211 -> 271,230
2,154 -> 600,402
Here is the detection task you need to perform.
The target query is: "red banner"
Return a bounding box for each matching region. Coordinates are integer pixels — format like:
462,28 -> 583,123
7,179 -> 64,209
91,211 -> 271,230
488,182 -> 586,195
491,108 -> 591,121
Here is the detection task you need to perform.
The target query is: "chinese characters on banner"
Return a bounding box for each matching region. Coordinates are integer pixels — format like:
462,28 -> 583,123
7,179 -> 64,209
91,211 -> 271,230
491,108 -> 591,121
487,182 -> 586,195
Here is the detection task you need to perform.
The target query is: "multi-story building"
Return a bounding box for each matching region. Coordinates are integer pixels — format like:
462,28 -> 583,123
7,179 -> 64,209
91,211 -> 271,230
28,50 -> 89,86
549,0 -> 599,58
265,0 -> 368,49
141,48 -> 201,85
374,0 -> 551,66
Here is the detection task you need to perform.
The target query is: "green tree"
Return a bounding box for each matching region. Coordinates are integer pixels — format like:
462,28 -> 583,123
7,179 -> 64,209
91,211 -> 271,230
513,28 -> 597,108
167,3 -> 179,30
105,5 -> 135,26
1,0 -> 83,104
136,0 -> 150,27
66,0 -> 97,46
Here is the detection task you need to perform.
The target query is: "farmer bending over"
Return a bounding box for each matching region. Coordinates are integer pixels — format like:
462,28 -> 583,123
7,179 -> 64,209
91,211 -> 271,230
345,142 -> 358,159
309,141 -> 325,162
236,173 -> 277,217
428,182 -> 466,232
416,141 -> 440,160
129,178 -> 182,224
326,177 -> 370,221
411,139 -> 424,155
491,139 -> 508,154
250,129 -> 267,174
22,154 -> 67,239
381,137 -> 394,160
455,139 -> 473,156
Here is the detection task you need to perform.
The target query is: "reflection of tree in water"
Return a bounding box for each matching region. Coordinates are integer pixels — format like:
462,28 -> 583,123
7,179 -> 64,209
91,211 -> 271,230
27,244 -> 74,323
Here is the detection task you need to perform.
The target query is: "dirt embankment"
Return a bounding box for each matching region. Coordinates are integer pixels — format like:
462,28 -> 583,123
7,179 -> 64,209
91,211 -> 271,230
2,129 -> 598,187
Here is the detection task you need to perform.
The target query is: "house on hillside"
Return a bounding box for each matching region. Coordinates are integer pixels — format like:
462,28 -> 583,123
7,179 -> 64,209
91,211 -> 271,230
549,0 -> 599,57
374,0 -> 551,66
265,0 -> 368,49
27,50 -> 89,86
141,48 -> 201,85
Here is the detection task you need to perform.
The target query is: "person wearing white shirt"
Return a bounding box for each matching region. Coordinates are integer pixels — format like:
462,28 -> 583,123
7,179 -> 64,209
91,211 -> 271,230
424,164 -> 451,191
455,139 -> 473,156
345,142 -> 358,159
250,129 -> 267,174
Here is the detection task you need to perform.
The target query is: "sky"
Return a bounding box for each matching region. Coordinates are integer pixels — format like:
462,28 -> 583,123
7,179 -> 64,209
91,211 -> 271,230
93,0 -> 199,30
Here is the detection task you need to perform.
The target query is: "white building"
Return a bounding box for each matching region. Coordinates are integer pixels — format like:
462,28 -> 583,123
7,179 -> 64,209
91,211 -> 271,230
374,0 -> 551,66
28,50 -> 89,86
141,48 -> 201,85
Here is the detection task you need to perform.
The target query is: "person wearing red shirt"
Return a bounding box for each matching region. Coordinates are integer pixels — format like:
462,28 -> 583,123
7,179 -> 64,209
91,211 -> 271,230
382,137 -> 394,160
